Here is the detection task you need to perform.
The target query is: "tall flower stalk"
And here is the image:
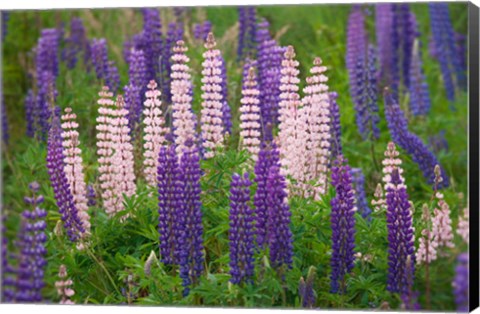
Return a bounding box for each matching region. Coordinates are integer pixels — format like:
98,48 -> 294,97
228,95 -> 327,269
229,173 -> 255,285
55,265 -> 75,304
239,66 -> 261,160
330,156 -> 356,294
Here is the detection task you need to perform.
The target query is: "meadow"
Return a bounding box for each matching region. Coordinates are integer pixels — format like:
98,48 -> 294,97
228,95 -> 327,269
1,3 -> 470,310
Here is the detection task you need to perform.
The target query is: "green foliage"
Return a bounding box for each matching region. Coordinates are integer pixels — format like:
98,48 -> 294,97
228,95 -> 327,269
2,3 -> 468,311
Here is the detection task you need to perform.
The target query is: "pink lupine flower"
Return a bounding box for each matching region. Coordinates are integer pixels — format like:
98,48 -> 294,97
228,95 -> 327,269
303,57 -> 331,199
200,33 -> 225,159
55,264 -> 75,304
431,196 -> 454,249
143,80 -> 168,186
457,207 -> 469,244
171,40 -> 197,157
61,107 -> 91,239
277,45 -> 306,193
371,183 -> 386,212
382,141 -> 405,190
239,66 -> 261,160
416,203 -> 438,264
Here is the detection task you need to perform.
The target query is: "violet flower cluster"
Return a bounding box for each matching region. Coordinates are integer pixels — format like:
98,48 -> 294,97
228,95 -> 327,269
266,165 -> 293,270
139,8 -> 163,81
125,48 -> 147,133
253,143 -> 280,249
255,18 -> 285,141
384,88 -> 449,187
13,182 -> 48,302
350,168 -> 371,220
47,116 -> 85,242
299,267 -> 316,308
219,55 -> 232,134
193,21 -> 212,41
228,173 -> 255,285
408,40 -> 432,116
385,168 -> 415,294
330,156 -> 356,294
452,253 -> 469,312
328,91 -> 343,159
63,17 -> 89,69
237,7 -> 257,61
91,38 -> 109,80
161,22 -> 184,104
429,3 -> 466,100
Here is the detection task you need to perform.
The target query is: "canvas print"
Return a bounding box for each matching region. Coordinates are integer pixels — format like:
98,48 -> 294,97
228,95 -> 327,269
0,2 -> 475,311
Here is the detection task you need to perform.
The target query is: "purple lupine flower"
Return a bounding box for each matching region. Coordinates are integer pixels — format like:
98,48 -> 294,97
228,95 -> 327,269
409,41 -> 431,116
13,182 -> 48,302
428,130 -> 449,154
36,70 -> 57,139
256,19 -> 285,141
352,44 -> 380,140
25,89 -> 36,138
105,60 -> 120,92
91,38 -> 109,80
157,145 -> 182,265
124,83 -> 143,133
429,3 -> 463,101
253,143 -> 280,249
219,55 -> 232,134
454,32 -> 467,89
87,184 -> 96,207
193,21 -> 212,41
2,213 -> 16,302
123,38 -> 133,66
1,11 -> 9,42
400,256 -> 420,310
395,4 -> 416,90
173,7 -> 186,21
35,28 -> 60,79
141,8 -> 163,81
237,6 -> 257,61
453,253 -> 469,312
346,6 -> 366,87
266,165 -> 293,270
63,17 -> 88,69
384,88 -> 449,187
299,267 -> 316,308
329,91 -> 342,159
177,142 -> 204,296
128,48 -> 148,89
2,95 -> 8,145
162,22 -> 184,104
46,115 -> 85,242
229,173 -> 255,285
330,156 -> 356,294
386,168 -> 415,294
375,3 -> 394,87
350,168 -> 371,220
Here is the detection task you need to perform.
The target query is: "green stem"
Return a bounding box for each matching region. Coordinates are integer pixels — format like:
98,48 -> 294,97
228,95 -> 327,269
86,247 -> 121,295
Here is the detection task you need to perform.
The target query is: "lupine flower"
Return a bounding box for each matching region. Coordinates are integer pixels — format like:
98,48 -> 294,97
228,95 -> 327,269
454,32 -> 467,89
254,143 -> 280,249
330,156 -> 356,294
350,168 -> 371,220
384,88 -> 449,187
229,173 -> 255,285
2,97 -> 8,145
266,165 -> 293,270
124,83 -> 143,134
55,265 -> 75,304
61,107 -> 91,237
177,142 -> 204,296
36,69 -> 58,139
143,80 -> 168,186
409,40 -> 431,116
371,183 -> 386,212
141,8 -> 163,81
219,55 -> 232,134
375,3 -> 394,86
256,19 -> 284,141
416,203 -> 438,264
105,60 -> 120,92
452,253 -> 469,312
346,6 -> 366,89
385,159 -> 415,294
63,17 -> 88,69
157,145 -> 182,265
278,45 -> 305,189
303,57 -> 331,198
2,213 -> 16,302
36,29 -> 60,78
200,33 -> 225,159
429,130 -> 449,154
193,21 -> 212,41
429,3 -> 465,100
431,197 -> 454,250
457,207 -> 469,244
329,91 -> 342,159
14,182 -> 48,302
171,40 -> 197,157
87,184 -> 96,207
144,251 -> 157,276
25,89 -> 36,138
299,266 -> 316,308
91,38 -> 109,80
162,22 -> 184,104
239,66 -> 261,160
128,48 -> 148,91
237,7 -> 257,61
47,116 -> 85,242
